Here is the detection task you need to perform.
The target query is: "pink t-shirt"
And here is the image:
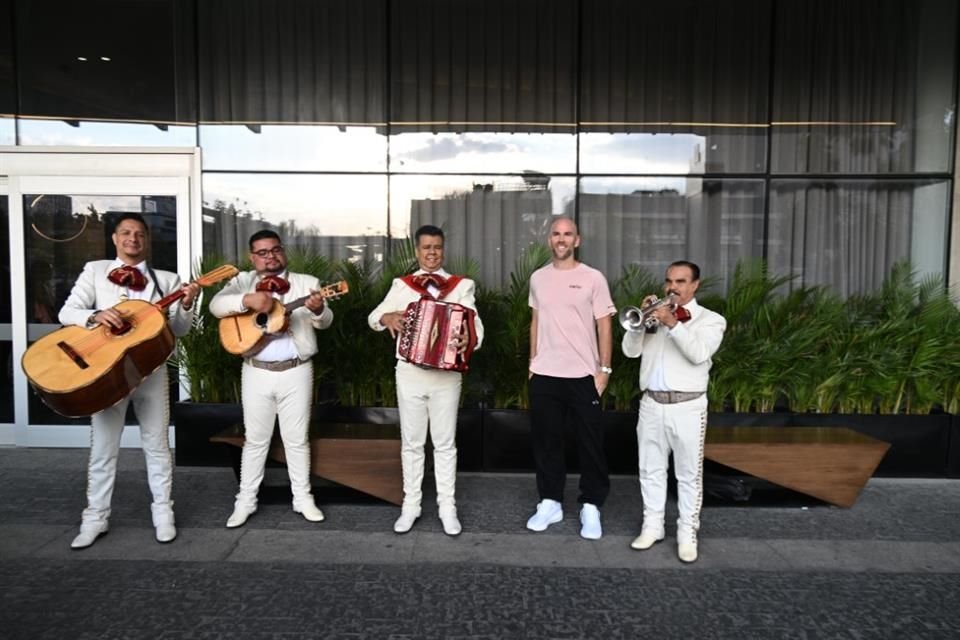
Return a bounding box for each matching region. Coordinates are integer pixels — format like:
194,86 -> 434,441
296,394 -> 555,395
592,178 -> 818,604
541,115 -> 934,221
529,262 -> 616,378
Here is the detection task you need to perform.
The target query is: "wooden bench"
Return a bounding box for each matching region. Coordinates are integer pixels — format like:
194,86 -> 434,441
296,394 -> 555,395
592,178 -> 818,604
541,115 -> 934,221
211,422 -> 403,505
704,426 -> 890,507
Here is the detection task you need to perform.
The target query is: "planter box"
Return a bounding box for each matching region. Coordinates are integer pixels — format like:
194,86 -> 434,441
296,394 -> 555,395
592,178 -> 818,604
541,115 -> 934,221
482,408 -> 639,474
174,401 -> 243,467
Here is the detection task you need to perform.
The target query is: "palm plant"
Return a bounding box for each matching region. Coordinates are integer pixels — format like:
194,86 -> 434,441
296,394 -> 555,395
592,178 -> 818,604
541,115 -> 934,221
171,254 -> 244,403
606,264 -> 661,411
479,242 -> 550,409
708,260 -> 795,411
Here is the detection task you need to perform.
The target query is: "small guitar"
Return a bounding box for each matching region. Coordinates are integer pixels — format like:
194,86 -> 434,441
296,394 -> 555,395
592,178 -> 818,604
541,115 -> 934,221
22,264 -> 240,417
218,280 -> 349,355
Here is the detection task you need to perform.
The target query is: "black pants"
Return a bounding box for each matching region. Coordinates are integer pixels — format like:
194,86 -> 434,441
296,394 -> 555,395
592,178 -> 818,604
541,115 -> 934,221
528,374 -> 610,507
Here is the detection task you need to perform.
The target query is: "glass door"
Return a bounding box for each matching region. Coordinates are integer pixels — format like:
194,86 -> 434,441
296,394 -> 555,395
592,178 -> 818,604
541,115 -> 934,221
0,178 -> 13,444
6,171 -> 193,446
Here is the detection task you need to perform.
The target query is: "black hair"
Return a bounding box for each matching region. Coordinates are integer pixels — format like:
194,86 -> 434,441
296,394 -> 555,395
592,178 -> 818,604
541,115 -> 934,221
249,229 -> 282,250
668,260 -> 701,282
114,212 -> 149,232
414,225 -> 444,244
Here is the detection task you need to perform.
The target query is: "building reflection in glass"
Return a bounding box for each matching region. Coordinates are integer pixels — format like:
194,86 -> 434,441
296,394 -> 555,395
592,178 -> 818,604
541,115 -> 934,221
18,118 -> 196,148
390,131 -> 576,174
0,117 -> 13,146
201,125 -> 387,172
578,177 -> 765,292
201,173 -> 388,266
393,175 -> 575,288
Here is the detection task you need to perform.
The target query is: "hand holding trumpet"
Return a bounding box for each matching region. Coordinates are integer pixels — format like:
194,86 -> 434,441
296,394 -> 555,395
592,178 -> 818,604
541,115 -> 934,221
619,293 -> 689,331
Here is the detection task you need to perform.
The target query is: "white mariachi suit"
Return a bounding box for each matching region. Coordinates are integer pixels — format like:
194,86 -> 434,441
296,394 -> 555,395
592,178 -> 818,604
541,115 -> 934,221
209,270 -> 333,513
59,259 -> 194,535
621,297 -> 726,544
368,269 -> 484,512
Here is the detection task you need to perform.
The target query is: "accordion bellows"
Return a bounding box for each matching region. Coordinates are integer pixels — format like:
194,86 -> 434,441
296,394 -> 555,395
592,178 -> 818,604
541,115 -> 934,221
397,297 -> 478,372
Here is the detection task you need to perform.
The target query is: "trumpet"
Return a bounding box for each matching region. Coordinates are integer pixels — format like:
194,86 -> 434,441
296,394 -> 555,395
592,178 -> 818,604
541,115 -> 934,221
618,293 -> 679,332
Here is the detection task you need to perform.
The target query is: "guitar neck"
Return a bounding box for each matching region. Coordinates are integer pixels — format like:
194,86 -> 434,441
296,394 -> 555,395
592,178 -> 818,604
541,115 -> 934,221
153,264 -> 240,311
281,282 -> 348,314
283,296 -> 312,314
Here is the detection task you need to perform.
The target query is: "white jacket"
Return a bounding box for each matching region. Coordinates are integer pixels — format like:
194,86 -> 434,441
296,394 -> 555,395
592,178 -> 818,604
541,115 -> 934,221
621,298 -> 726,392
209,271 -> 333,360
59,260 -> 194,337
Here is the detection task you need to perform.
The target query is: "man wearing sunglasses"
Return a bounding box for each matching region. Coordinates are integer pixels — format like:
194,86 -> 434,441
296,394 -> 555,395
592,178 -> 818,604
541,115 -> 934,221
210,230 -> 333,528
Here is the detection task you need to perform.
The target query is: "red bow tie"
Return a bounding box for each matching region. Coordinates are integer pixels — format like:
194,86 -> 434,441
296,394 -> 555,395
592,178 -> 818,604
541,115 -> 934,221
413,273 -> 447,290
256,275 -> 290,294
107,265 -> 147,291
675,306 -> 691,323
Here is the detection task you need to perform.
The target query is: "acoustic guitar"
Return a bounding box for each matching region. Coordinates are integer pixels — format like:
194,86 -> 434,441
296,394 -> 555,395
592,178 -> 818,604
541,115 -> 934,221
218,280 -> 349,355
21,264 -> 239,418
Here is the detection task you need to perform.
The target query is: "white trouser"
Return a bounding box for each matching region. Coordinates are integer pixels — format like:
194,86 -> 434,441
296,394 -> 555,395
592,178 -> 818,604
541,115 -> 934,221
636,393 -> 708,541
83,366 -> 173,526
395,361 -> 462,510
237,361 -> 315,509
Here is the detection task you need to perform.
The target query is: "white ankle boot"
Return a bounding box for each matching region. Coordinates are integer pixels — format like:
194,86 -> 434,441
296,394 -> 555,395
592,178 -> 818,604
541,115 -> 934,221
394,506 -> 421,533
439,506 -> 462,536
226,503 -> 257,528
293,499 -> 325,522
71,521 -> 109,549
151,503 -> 177,543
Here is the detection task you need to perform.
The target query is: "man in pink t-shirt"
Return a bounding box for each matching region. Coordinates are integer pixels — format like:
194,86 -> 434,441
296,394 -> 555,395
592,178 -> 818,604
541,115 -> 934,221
526,217 -> 616,540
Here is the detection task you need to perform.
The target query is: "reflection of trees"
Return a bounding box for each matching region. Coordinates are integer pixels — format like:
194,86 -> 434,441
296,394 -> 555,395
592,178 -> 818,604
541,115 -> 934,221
202,199 -> 386,265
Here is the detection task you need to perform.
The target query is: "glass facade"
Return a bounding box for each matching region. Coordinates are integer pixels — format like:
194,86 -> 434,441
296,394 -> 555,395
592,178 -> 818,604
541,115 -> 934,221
1,0 -> 957,294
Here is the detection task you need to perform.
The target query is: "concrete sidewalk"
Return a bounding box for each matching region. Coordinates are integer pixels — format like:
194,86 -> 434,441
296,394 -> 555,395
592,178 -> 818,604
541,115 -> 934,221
2,447 -> 959,639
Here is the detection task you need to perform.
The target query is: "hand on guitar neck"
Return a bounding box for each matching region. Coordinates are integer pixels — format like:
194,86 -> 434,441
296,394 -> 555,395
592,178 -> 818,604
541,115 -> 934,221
93,282 -> 202,333
219,280 -> 349,356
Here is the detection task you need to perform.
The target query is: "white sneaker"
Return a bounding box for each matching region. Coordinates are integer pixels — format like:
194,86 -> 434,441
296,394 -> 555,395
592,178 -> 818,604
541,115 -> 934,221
226,504 -> 257,528
579,503 -> 602,540
630,528 -> 665,550
526,499 -> 563,532
293,500 -> 325,523
70,521 -> 109,549
439,507 -> 462,536
393,506 -> 421,534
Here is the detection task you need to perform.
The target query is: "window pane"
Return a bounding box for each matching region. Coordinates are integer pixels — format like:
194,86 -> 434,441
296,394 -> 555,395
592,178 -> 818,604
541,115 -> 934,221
16,0 -> 196,127
201,125 -> 386,172
391,175 -> 574,288
202,174 -> 388,265
581,0 -> 771,174
390,132 -> 576,174
0,118 -> 13,145
578,178 -> 765,289
0,193 -> 8,323
771,0 -> 957,174
18,119 -> 196,148
0,194 -> 9,422
769,180 -> 949,296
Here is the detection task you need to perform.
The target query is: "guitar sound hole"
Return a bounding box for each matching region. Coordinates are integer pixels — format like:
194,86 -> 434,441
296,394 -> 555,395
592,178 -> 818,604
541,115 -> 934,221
255,313 -> 268,329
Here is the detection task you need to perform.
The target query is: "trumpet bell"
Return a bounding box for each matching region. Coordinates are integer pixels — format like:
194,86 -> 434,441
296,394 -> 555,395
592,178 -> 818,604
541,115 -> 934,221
619,306 -> 646,332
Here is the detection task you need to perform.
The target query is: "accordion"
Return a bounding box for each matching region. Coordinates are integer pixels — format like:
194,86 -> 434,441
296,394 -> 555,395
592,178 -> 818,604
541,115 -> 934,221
397,297 -> 478,372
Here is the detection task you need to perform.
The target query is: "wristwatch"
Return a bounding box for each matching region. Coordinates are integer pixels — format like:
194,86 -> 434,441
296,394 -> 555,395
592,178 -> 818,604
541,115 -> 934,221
599,365 -> 613,374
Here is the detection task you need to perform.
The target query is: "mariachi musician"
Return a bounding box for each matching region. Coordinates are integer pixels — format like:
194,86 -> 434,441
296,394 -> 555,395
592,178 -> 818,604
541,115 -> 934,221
58,212 -> 200,549
368,224 -> 484,536
208,230 -> 331,529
